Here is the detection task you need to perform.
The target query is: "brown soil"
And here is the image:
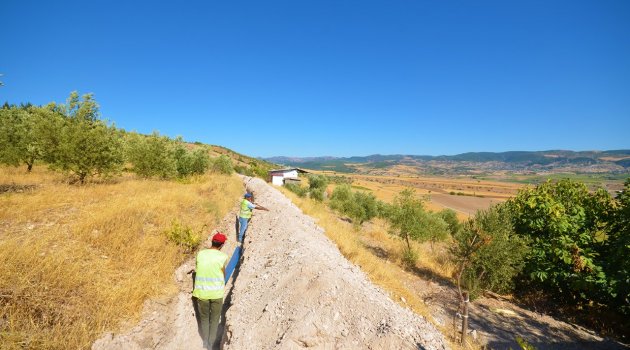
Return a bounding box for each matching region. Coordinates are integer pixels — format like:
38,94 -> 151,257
429,194 -> 504,216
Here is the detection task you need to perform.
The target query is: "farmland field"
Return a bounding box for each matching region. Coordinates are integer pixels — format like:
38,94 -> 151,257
316,171 -> 626,219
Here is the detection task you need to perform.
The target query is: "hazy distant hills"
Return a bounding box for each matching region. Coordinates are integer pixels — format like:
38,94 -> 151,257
265,150 -> 630,175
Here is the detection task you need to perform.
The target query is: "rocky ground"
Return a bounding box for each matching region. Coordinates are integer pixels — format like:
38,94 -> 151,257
93,176 -> 448,349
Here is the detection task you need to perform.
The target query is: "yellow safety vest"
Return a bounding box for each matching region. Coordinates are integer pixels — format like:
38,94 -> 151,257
239,199 -> 253,219
192,249 -> 228,300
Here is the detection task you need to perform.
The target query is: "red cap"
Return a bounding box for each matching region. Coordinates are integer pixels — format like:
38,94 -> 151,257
211,232 -> 227,243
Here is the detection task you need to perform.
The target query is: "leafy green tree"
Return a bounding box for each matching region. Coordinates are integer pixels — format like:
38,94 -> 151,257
505,179 -> 614,306
285,183 -> 308,197
173,142 -> 192,177
172,140 -> 209,178
450,206 -> 529,299
353,191 -> 379,224
127,131 -> 176,179
0,105 -> 64,172
310,187 -> 325,202
387,189 -> 448,251
211,155 -> 233,175
330,184 -> 352,204
189,148 -> 210,176
0,106 -> 41,171
329,185 -> 379,226
46,92 -> 123,183
439,208 -> 462,236
234,164 -> 254,176
602,178 -> 630,315
377,200 -> 392,219
422,210 -> 450,247
307,174 -> 329,191
251,164 -> 269,179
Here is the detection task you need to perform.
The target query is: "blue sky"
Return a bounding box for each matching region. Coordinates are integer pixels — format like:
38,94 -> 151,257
1,1 -> 628,157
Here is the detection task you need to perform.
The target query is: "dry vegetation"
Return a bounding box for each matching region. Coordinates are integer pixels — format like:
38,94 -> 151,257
0,166 -> 243,349
278,187 -> 472,349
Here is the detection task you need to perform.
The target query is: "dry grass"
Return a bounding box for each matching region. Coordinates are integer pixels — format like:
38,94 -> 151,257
278,187 -> 468,349
0,166 -> 243,350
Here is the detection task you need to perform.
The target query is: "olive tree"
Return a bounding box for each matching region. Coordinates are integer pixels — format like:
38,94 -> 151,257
46,92 -> 123,183
329,185 -> 379,226
126,131 -> 176,179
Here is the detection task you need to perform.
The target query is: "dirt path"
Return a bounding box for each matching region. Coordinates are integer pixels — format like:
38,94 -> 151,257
93,176 -> 449,349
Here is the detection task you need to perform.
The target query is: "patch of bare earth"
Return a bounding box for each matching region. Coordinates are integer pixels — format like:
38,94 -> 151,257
93,176 -> 449,349
429,194 -> 504,216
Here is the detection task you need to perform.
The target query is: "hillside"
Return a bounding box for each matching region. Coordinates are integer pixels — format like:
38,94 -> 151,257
266,150 -> 630,176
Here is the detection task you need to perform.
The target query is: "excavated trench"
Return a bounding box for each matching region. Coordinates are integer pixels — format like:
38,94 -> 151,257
93,176 -> 448,349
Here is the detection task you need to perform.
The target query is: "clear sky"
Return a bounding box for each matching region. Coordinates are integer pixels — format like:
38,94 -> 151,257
1,1 -> 629,158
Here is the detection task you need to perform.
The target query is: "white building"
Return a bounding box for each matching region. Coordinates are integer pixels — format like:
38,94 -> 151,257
268,168 -> 308,186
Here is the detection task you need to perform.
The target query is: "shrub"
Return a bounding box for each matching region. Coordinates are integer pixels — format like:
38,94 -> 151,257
307,174 -> 329,190
211,155 -> 233,175
387,189 -> 449,250
173,143 -> 194,177
189,148 -> 210,175
330,184 -> 352,203
163,220 -> 202,253
285,183 -> 308,197
597,178 -> 630,315
172,143 -> 210,178
127,131 -> 176,179
402,247 -> 419,269
377,201 -> 392,219
329,185 -> 378,225
251,164 -> 269,179
234,165 -> 254,176
310,187 -> 325,202
505,179 -> 615,307
438,208 -> 462,236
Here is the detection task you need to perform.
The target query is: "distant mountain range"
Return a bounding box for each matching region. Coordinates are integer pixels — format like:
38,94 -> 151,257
264,150 -> 630,175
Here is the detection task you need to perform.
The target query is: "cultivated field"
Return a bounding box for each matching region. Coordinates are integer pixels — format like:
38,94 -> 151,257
319,172 -> 523,219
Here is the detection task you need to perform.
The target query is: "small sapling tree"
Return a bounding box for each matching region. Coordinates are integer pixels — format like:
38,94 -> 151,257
450,205 -> 529,299
387,189 -> 448,267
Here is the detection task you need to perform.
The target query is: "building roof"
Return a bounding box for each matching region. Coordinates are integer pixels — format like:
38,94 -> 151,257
269,168 -> 309,174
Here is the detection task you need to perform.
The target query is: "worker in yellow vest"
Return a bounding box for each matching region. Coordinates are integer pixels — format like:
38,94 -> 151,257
238,192 -> 268,242
193,232 -> 228,349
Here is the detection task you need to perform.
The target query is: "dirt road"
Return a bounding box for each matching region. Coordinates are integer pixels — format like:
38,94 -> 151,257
93,176 -> 449,349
